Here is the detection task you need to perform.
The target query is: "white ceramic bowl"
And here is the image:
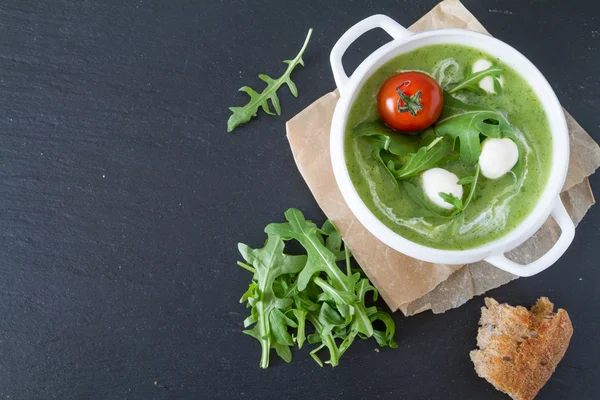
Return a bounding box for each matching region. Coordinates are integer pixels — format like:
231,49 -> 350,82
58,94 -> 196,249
329,15 -> 574,277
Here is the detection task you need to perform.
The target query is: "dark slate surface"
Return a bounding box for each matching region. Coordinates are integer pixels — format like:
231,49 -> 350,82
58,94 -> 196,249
0,0 -> 598,399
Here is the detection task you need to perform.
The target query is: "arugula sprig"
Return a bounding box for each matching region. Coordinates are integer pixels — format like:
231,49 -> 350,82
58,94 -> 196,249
388,136 -> 450,180
439,192 -> 464,211
238,208 -> 397,368
238,234 -> 307,367
403,164 -> 481,219
265,209 -> 353,293
448,63 -> 503,95
434,92 -> 514,164
227,29 -> 313,132
352,121 -> 420,156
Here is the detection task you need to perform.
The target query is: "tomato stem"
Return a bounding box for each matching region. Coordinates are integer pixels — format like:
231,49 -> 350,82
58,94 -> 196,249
396,81 -> 424,117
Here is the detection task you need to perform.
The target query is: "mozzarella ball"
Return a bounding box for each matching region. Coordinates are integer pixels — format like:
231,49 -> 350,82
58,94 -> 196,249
422,168 -> 464,210
472,59 -> 503,94
479,138 -> 519,179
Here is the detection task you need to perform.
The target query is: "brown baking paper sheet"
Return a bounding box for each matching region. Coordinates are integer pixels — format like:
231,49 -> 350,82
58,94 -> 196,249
286,0 -> 600,315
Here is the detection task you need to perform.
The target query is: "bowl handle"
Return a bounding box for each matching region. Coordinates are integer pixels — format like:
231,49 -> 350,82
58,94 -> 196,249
484,199 -> 575,277
330,15 -> 411,94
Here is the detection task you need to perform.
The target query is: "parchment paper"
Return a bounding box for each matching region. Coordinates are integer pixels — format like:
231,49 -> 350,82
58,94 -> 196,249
286,0 -> 600,315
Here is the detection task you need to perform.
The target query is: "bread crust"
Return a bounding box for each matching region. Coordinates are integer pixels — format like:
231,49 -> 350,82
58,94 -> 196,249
470,297 -> 573,400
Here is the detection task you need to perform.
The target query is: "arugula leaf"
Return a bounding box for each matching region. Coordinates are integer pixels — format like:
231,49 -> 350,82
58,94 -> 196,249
269,308 -> 298,346
337,331 -> 358,357
265,209 -> 351,292
403,164 -> 480,219
475,118 -> 502,138
439,192 -> 464,211
313,276 -> 355,305
457,176 -> 475,185
370,311 -> 398,348
434,93 -> 513,164
418,127 -> 438,146
306,313 -> 341,367
272,342 -> 293,363
238,234 -> 307,368
356,277 -> 378,304
318,302 -> 346,336
321,219 -> 346,261
460,163 -> 481,213
351,122 -> 423,190
227,29 -> 312,132
352,121 -> 421,156
389,136 -> 450,180
291,308 -> 307,348
448,63 -> 503,95
354,125 -> 448,185
402,181 -> 443,218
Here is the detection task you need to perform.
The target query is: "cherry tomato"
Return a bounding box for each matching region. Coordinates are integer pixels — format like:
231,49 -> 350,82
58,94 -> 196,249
377,71 -> 443,132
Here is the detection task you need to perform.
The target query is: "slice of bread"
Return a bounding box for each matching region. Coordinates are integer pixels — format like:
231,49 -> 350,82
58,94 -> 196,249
470,297 -> 573,400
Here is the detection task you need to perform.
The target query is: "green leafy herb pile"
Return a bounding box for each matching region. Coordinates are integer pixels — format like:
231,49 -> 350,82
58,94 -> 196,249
238,208 -> 397,368
227,29 -> 313,132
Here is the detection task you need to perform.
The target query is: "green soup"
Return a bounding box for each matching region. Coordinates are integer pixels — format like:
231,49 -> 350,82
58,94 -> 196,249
345,44 -> 552,250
